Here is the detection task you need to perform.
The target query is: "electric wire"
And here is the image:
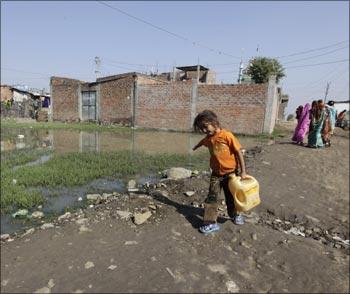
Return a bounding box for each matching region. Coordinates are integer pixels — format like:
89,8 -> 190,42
96,1 -> 241,60
276,40 -> 349,59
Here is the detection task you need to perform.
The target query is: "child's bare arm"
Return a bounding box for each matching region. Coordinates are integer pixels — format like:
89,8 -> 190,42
236,149 -> 247,179
192,141 -> 202,151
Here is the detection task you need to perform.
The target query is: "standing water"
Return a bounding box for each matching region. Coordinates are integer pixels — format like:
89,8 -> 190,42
1,127 -> 268,234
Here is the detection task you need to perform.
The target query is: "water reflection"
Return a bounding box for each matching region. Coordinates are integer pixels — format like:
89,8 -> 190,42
1,128 -> 54,152
1,128 -> 266,155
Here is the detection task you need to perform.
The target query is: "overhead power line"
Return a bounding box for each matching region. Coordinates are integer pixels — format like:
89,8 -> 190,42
276,40 -> 349,59
96,1 -> 241,60
285,59 -> 349,69
282,44 -> 349,65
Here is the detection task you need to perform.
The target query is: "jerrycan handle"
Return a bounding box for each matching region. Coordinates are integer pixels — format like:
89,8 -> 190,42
240,175 -> 254,181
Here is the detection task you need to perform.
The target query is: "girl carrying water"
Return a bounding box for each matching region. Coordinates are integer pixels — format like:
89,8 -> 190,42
192,110 -> 247,234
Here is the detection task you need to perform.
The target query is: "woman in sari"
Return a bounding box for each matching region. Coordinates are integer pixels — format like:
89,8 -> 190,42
322,103 -> 331,147
307,100 -> 326,148
292,103 -> 311,145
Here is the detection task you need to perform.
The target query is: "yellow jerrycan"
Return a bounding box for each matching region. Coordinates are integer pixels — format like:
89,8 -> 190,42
228,174 -> 260,212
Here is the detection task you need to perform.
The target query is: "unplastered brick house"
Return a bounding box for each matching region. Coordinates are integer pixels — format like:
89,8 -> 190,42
50,66 -> 287,135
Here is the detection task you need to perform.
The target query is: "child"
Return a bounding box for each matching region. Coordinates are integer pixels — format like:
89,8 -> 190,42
192,110 -> 247,234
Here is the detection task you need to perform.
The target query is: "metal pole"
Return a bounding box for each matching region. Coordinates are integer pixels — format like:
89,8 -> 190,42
237,60 -> 243,84
197,58 -> 200,83
324,82 -> 330,103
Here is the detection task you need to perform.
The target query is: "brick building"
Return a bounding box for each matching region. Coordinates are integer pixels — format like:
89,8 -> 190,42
50,69 -> 287,134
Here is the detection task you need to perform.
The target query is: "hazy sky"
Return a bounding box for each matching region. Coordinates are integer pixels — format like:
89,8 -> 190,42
1,1 -> 349,115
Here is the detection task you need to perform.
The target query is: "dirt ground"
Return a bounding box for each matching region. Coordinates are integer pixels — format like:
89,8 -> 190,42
1,122 -> 349,293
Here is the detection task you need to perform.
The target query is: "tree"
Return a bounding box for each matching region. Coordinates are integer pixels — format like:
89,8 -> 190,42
245,57 -> 285,84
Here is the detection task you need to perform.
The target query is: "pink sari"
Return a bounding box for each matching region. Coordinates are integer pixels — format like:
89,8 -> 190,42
292,103 -> 311,143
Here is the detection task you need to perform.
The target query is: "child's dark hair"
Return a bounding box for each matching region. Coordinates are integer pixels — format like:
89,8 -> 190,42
193,110 -> 220,133
327,100 -> 334,106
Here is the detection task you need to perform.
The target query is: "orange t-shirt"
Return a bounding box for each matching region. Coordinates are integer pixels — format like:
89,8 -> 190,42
199,129 -> 242,176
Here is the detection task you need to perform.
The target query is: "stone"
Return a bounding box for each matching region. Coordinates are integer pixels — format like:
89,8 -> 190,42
22,228 -> 35,236
184,191 -> 195,197
127,180 -> 137,189
116,210 -> 132,220
41,223 -> 54,230
34,287 -> 51,293
47,279 -> 55,289
12,209 -> 28,218
165,167 -> 192,180
148,205 -> 157,210
79,226 -> 92,233
108,265 -> 117,270
226,280 -> 240,293
76,218 -> 88,225
251,233 -> 258,241
133,211 -> 152,225
31,211 -> 44,219
86,194 -> 102,203
239,241 -> 252,249
84,261 -> 94,269
1,234 -> 10,241
284,227 -> 305,237
58,212 -> 71,221
124,241 -> 138,245
102,193 -> 113,200
128,188 -> 139,192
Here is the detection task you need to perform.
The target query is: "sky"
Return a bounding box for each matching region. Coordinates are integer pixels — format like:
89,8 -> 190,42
1,1 -> 349,116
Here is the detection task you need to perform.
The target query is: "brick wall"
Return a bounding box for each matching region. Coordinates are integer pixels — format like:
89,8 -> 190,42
197,84 -> 268,134
136,82 -> 192,130
51,73 -> 278,134
1,86 -> 12,101
51,77 -> 81,122
99,76 -> 134,124
136,81 -> 269,134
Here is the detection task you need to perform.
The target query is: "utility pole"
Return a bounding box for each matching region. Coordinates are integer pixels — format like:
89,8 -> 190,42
237,48 -> 244,84
237,60 -> 244,84
196,57 -> 200,83
94,56 -> 101,79
172,66 -> 176,82
324,82 -> 331,103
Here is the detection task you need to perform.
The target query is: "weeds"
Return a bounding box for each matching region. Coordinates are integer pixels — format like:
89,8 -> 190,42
1,150 -> 209,213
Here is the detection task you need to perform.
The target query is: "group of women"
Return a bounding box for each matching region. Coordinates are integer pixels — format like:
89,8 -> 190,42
292,99 -> 338,148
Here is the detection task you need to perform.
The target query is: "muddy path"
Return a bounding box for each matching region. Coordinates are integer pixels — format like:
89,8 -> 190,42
1,124 -> 349,293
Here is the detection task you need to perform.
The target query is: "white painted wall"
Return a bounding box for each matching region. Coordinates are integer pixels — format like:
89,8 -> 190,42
13,91 -> 30,102
333,102 -> 349,113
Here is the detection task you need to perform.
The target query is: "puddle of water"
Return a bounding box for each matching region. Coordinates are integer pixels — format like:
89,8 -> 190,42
1,176 -> 160,235
1,128 -> 265,154
1,127 -> 267,234
13,154 -> 53,170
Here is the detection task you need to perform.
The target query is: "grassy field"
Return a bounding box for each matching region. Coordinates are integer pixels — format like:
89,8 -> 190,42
1,148 -> 209,213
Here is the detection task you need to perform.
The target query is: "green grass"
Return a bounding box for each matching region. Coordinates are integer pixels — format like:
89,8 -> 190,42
1,149 -> 209,213
271,124 -> 292,138
1,149 -> 54,213
1,148 -> 53,169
